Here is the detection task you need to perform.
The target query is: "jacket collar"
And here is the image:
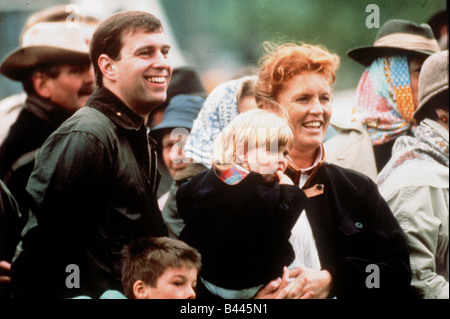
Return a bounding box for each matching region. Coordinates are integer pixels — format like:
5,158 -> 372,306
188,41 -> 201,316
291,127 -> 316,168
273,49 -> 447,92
287,144 -> 326,188
25,93 -> 74,127
86,86 -> 145,131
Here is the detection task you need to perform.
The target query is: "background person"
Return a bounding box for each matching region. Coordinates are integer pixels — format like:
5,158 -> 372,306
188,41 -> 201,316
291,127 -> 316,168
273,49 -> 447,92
149,94 -> 204,210
0,4 -> 100,145
377,50 -> 449,299
347,19 -> 440,173
0,21 -> 95,265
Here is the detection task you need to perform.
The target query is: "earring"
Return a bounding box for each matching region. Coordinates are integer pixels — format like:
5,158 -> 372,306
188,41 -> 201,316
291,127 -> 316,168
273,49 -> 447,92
439,115 -> 448,123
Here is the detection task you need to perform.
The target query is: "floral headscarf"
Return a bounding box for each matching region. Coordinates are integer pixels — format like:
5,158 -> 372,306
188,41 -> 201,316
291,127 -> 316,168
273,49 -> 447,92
184,76 -> 257,168
352,56 -> 416,145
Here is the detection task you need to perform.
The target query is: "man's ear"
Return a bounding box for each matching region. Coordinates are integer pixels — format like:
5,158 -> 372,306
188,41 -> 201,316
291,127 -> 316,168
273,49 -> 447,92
132,280 -> 148,299
32,72 -> 52,99
98,54 -> 117,82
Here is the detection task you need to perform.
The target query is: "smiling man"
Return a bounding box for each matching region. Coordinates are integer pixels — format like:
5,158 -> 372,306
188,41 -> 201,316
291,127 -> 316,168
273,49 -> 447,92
10,11 -> 170,299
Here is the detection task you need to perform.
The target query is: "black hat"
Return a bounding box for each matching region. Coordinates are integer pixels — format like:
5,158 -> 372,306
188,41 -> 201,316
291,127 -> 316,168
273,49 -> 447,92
347,19 -> 440,66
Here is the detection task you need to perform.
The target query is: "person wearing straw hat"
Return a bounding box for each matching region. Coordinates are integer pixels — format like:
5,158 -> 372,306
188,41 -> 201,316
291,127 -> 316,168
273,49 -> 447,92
0,7 -> 100,145
9,11 -> 171,299
0,21 -> 95,266
378,50 -> 449,299
347,19 -> 441,173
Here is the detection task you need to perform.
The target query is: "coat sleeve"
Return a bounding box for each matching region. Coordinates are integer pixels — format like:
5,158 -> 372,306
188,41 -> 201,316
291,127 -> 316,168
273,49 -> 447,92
385,186 -> 449,299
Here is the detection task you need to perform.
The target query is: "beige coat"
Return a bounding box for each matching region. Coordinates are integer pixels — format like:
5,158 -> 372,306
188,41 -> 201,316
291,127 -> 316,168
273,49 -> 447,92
378,120 -> 449,299
324,116 -> 377,181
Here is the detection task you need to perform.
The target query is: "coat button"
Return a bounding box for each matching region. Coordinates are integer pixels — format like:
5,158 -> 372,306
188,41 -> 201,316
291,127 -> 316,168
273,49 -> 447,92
355,222 -> 363,229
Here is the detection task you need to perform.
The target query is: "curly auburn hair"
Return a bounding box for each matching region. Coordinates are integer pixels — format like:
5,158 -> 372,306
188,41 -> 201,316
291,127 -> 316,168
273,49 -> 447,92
255,42 -> 340,109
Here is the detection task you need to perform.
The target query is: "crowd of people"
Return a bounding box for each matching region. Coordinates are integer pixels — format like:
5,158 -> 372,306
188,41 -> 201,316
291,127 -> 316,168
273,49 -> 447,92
0,4 -> 448,300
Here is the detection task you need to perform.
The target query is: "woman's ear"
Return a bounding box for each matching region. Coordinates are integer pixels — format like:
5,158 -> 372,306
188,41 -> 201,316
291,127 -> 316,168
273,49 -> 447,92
98,53 -> 117,82
132,280 -> 148,299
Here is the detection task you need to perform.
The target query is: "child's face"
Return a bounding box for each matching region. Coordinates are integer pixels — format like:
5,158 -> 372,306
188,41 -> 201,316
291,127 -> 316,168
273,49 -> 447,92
138,266 -> 198,299
246,145 -> 289,177
161,130 -> 190,178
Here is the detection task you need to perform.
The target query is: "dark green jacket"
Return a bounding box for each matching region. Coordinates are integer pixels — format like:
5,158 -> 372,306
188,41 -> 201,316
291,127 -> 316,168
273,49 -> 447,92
11,87 -> 167,299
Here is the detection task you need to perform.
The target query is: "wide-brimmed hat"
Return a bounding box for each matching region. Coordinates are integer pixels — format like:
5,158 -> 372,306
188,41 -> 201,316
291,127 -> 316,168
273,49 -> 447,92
413,50 -> 449,122
347,19 -> 441,66
150,94 -> 205,139
0,22 -> 91,81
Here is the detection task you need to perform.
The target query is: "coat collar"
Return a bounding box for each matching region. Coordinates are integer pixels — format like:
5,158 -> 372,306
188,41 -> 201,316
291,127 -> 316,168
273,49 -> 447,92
287,144 -> 326,188
25,93 -> 74,127
86,86 -> 145,131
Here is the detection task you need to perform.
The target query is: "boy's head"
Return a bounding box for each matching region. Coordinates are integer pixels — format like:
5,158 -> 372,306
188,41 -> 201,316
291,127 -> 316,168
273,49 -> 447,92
212,108 -> 293,175
121,237 -> 202,299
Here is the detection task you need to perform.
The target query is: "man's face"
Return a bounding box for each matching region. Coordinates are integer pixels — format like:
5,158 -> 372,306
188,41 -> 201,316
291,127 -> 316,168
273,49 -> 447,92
109,30 -> 172,117
44,64 -> 95,112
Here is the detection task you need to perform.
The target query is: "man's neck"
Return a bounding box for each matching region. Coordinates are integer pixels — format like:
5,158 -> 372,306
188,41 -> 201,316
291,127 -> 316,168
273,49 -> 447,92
103,84 -> 150,124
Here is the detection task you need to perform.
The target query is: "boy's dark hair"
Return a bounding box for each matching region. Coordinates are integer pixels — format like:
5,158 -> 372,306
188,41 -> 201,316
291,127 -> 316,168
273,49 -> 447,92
121,236 -> 202,299
89,10 -> 163,87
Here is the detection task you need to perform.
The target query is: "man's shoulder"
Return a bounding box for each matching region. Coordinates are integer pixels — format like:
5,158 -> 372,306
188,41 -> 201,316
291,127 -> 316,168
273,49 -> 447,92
56,106 -> 118,139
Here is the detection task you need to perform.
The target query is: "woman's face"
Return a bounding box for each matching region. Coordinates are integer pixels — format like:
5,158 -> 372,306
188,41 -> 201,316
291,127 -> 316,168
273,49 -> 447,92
276,72 -> 332,154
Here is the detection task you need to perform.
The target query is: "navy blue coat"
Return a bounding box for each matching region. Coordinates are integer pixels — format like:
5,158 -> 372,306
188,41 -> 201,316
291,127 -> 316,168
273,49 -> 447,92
286,160 -> 418,299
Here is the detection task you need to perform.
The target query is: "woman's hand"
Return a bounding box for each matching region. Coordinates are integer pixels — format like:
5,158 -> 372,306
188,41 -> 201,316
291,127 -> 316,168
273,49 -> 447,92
253,266 -> 315,299
288,267 -> 333,299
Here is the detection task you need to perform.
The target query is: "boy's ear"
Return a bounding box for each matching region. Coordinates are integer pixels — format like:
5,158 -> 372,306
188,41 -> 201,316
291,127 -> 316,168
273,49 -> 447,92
133,280 -> 148,299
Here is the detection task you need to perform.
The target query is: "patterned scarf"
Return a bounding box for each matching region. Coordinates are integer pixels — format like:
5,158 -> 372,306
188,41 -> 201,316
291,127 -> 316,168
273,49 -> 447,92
377,119 -> 449,186
184,76 -> 256,167
352,56 -> 416,145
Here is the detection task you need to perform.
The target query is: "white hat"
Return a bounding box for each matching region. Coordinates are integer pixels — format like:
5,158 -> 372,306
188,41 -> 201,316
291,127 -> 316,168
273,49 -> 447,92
0,22 -> 91,81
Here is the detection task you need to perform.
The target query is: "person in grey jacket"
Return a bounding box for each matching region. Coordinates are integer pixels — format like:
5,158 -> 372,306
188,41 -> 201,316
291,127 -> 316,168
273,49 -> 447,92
378,50 -> 449,299
10,11 -> 170,299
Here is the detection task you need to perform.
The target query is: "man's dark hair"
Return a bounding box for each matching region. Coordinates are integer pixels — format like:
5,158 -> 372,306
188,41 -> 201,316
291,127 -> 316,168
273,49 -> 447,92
90,11 -> 163,87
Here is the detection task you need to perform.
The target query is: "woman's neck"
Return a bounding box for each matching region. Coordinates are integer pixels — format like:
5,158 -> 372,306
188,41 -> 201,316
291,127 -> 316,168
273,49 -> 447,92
289,147 -> 320,170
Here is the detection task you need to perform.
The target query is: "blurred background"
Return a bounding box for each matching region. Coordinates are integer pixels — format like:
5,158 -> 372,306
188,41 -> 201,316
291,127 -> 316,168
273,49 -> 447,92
0,0 -> 447,117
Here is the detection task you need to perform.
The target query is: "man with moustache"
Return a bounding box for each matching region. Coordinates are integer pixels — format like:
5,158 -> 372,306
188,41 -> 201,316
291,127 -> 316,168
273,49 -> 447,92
9,11 -> 170,299
0,22 -> 95,264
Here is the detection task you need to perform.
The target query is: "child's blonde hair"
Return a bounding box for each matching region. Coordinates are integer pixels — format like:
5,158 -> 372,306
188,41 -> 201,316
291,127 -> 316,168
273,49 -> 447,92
212,108 -> 293,169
